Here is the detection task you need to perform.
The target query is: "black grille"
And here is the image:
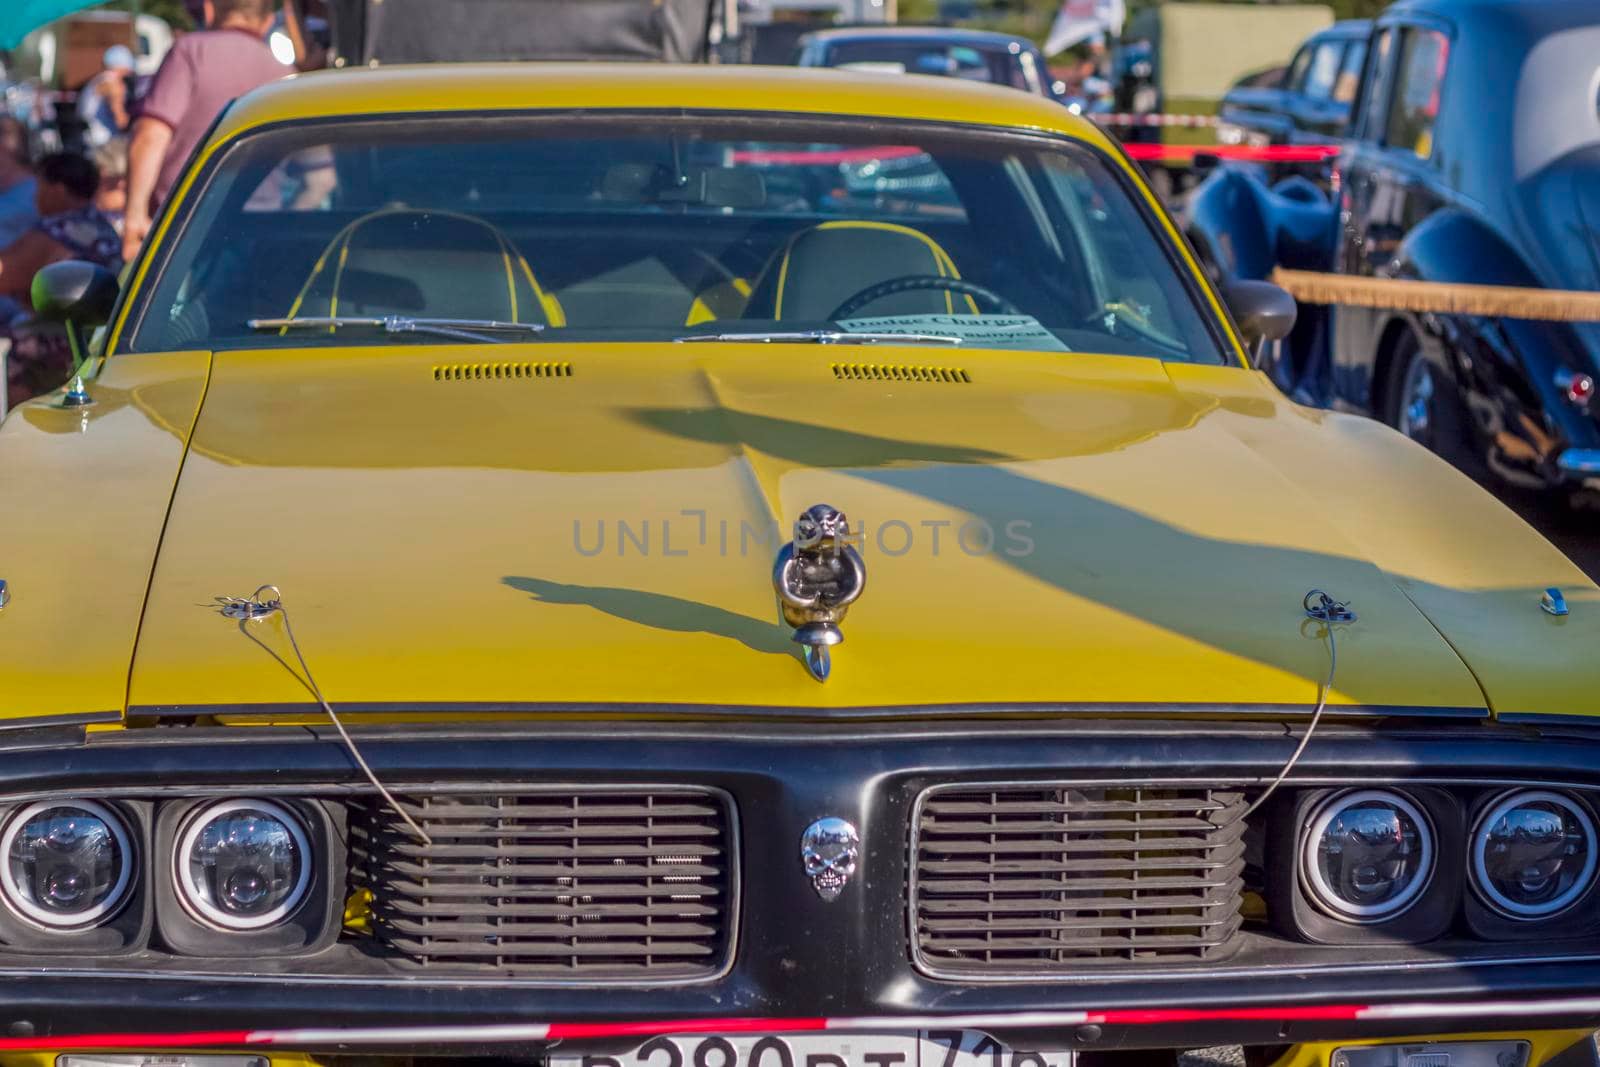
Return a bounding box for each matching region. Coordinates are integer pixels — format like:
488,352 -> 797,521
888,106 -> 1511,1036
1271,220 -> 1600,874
350,789 -> 734,979
912,784 -> 1246,974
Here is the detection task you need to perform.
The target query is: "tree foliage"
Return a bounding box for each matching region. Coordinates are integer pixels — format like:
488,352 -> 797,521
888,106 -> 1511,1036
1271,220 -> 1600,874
1327,0 -> 1390,18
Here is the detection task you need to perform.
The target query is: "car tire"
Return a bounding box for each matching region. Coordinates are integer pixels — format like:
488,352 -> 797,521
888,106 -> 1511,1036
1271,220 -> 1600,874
1384,327 -> 1485,479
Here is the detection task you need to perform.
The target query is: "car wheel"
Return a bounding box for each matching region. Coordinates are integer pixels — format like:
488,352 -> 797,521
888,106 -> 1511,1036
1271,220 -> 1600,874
1395,346 -> 1439,445
1385,328 -> 1483,476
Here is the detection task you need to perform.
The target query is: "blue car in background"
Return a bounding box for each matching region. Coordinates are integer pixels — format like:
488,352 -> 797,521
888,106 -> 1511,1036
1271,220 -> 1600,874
1217,19 -> 1370,147
794,27 -> 1064,103
1187,0 -> 1600,509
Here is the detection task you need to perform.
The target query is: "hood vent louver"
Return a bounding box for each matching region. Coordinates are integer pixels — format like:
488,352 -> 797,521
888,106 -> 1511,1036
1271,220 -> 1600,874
433,362 -> 573,382
832,363 -> 971,384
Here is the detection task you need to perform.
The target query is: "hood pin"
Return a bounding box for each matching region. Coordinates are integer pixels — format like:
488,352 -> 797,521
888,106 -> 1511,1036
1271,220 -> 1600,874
773,504 -> 866,682
1303,589 -> 1356,624
216,586 -> 284,621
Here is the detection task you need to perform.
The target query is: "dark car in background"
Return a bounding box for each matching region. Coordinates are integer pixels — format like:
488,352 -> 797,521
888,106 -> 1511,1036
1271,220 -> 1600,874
322,0 -> 724,63
794,27 -> 1062,102
1188,0 -> 1600,507
1217,19 -> 1369,147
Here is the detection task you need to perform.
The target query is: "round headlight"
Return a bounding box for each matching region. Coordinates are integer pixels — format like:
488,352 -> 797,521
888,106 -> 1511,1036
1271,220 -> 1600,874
175,800 -> 311,930
1301,790 -> 1434,922
1471,790 -> 1597,919
0,800 -> 134,929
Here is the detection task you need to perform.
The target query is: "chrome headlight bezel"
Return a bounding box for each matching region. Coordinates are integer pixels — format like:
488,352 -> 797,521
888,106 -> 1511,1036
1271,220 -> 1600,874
173,798 -> 313,932
1469,789 -> 1599,921
1270,785 -> 1460,946
0,799 -> 136,931
1299,788 -> 1437,924
153,797 -> 342,958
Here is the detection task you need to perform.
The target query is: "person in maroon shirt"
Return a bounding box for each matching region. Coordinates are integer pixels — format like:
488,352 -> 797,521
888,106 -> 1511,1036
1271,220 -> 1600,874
122,0 -> 287,263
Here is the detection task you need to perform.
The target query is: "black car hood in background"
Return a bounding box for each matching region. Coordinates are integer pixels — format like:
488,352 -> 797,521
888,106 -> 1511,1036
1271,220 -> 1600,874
327,0 -> 716,65
1518,143 -> 1600,370
1563,146 -> 1600,293
1220,86 -> 1286,117
1515,144 -> 1600,292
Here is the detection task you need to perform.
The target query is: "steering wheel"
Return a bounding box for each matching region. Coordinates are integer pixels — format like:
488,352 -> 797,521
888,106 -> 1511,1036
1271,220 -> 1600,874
827,275 -> 1021,321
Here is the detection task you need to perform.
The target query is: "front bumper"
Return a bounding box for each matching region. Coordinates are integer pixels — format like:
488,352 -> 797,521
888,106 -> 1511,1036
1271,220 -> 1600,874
0,982 -> 1597,1053
2,718 -> 1600,1050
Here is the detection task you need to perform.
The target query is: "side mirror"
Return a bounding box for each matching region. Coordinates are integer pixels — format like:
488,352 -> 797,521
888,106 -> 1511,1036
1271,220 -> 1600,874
29,260 -> 120,408
31,260 -> 119,327
1223,279 -> 1297,363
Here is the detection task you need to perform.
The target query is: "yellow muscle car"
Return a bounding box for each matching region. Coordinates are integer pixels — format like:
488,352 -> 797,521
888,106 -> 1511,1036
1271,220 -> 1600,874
0,63 -> 1598,1067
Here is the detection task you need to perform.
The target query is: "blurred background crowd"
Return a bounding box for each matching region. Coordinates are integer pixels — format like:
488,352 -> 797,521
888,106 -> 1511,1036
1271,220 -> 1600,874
0,0 -> 325,407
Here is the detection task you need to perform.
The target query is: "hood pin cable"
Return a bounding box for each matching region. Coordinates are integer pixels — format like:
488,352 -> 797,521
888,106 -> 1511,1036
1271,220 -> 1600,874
217,586 -> 431,845
1235,589 -> 1355,824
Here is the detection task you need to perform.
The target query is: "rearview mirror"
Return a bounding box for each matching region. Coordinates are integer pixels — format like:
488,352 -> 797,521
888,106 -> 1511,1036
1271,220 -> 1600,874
1222,280 -> 1296,362
696,167 -> 766,210
599,164 -> 766,210
31,260 -> 119,327
30,260 -> 120,408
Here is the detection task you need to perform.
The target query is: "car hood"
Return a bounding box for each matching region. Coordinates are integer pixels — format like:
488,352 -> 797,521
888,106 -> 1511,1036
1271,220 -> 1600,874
89,342 -> 1592,723
0,351 -> 210,727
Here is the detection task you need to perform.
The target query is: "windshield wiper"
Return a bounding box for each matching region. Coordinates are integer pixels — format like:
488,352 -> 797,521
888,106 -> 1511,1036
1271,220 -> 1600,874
248,316 -> 546,345
675,329 -> 962,346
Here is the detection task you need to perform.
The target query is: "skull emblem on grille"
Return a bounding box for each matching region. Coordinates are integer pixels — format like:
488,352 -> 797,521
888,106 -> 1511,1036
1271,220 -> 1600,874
800,816 -> 859,901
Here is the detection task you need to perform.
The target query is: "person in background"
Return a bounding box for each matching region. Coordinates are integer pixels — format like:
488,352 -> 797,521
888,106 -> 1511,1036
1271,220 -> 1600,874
77,45 -> 136,148
0,118 -> 37,251
0,119 -> 37,329
282,0 -> 329,72
123,0 -> 288,263
92,138 -> 130,236
2,153 -> 122,408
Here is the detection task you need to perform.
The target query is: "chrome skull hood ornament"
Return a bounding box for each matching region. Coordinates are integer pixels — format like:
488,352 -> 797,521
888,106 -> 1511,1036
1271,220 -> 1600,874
773,504 -> 867,682
800,816 -> 860,901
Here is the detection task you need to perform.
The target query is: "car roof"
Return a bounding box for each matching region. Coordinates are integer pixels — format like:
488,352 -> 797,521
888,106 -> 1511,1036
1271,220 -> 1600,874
213,62 -> 1103,147
800,26 -> 1036,49
1384,0 -> 1596,24
1321,19 -> 1371,37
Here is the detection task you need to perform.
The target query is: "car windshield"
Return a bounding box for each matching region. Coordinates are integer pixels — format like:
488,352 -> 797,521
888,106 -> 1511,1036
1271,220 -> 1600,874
123,114 -> 1227,363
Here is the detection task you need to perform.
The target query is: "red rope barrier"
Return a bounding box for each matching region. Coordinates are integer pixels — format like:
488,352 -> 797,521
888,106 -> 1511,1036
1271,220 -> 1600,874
1122,143 -> 1341,163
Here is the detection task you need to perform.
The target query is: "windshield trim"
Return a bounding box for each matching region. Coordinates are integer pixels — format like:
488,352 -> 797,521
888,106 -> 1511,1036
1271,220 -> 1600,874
113,108 -> 1241,366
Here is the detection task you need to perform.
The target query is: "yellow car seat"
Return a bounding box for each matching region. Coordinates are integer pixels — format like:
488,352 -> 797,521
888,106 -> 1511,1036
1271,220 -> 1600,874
282,208 -> 564,327
741,220 -> 977,320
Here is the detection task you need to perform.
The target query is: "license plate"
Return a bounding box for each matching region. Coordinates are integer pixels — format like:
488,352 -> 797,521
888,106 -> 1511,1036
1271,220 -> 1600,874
554,1031 -> 1073,1067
